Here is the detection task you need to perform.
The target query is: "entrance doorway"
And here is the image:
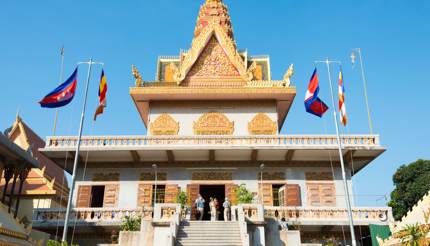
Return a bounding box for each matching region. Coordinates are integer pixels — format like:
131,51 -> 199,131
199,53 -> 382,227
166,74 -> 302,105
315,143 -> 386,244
90,186 -> 105,208
199,185 -> 225,221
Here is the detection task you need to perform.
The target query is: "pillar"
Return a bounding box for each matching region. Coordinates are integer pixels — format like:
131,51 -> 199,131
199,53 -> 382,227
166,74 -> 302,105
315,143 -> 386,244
8,167 -> 19,213
14,167 -> 30,218
1,165 -> 14,204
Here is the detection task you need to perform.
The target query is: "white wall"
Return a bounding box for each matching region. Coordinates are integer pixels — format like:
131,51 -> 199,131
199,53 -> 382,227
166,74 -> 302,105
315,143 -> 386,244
72,166 -> 354,209
148,101 -> 278,136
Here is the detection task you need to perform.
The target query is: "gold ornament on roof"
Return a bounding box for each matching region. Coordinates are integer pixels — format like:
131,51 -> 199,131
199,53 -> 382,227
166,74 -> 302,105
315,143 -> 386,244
132,65 -> 143,87
282,64 -> 294,87
248,113 -> 277,135
175,22 -> 248,84
149,114 -> 180,135
193,112 -> 234,135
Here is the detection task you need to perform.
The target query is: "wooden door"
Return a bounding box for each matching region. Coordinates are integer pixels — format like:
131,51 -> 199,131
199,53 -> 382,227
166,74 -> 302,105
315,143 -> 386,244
258,183 -> 273,205
284,184 -> 301,206
103,184 -> 119,207
225,184 -> 238,205
306,183 -> 336,206
76,185 -> 91,208
165,184 -> 180,203
137,184 -> 153,207
187,184 -> 199,220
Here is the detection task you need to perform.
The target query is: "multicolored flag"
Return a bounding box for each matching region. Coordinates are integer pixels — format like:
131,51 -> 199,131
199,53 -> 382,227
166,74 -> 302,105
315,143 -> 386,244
93,69 -> 108,121
39,68 -> 78,108
304,68 -> 329,117
338,68 -> 347,126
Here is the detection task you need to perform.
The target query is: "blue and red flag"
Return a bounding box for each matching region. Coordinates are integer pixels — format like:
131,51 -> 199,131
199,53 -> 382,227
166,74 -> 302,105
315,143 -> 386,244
304,68 -> 329,117
39,68 -> 78,108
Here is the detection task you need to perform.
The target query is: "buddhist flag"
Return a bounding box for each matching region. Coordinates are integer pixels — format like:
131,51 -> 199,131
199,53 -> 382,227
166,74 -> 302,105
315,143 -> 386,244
93,69 -> 107,121
338,68 -> 347,126
39,68 -> 78,108
304,68 -> 329,117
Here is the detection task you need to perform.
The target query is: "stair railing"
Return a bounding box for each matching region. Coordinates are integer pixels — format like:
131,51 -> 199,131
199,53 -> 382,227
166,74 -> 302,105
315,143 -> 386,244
237,205 -> 250,246
166,204 -> 181,246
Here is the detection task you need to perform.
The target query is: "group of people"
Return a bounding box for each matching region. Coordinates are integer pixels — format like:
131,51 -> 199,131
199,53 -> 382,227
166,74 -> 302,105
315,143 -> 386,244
194,194 -> 231,221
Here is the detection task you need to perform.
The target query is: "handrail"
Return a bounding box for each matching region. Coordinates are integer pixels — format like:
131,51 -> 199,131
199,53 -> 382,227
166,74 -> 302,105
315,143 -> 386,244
44,134 -> 380,149
236,206 -> 250,246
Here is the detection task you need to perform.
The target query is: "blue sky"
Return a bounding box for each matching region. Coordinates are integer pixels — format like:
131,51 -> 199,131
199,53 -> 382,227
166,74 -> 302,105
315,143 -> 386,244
1,0 -> 429,206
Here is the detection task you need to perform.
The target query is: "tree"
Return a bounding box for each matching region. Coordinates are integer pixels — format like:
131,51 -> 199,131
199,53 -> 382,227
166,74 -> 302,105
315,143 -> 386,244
176,190 -> 187,208
121,216 -> 141,231
235,184 -> 253,204
388,159 -> 430,220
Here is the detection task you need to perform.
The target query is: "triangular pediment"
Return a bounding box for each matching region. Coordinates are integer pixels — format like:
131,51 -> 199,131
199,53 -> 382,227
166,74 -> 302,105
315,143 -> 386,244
186,35 -> 241,80
175,23 -> 252,85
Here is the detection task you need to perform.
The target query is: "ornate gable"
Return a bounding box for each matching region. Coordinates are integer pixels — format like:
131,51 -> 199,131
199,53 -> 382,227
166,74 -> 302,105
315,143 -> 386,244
177,24 -> 250,85
193,112 -> 234,135
248,113 -> 278,135
149,114 -> 180,135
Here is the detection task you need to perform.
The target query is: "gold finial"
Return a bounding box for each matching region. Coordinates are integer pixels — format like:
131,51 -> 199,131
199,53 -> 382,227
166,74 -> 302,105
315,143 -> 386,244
131,65 -> 143,87
282,64 -> 294,87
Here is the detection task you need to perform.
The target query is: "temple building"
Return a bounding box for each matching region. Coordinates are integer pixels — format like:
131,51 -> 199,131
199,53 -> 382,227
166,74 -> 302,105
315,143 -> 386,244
1,116 -> 69,222
33,0 -> 392,245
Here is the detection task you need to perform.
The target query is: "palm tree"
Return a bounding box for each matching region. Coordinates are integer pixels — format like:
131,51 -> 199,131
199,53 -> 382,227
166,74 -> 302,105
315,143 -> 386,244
399,223 -> 428,246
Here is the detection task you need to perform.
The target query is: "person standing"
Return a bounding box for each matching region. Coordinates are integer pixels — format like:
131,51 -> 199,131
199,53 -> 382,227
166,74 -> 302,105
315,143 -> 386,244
209,197 -> 216,221
223,197 -> 231,221
214,198 -> 219,221
194,194 -> 205,221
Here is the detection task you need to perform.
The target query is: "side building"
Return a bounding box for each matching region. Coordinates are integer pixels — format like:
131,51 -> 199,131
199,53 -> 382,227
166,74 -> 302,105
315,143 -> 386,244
1,116 -> 69,224
34,0 -> 392,245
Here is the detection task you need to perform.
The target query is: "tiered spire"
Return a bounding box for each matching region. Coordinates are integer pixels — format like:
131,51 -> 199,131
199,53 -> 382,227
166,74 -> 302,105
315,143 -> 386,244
194,0 -> 234,41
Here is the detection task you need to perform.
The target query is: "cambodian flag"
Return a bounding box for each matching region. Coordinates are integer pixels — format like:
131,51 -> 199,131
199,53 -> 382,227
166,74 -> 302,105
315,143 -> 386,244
304,68 -> 329,117
39,68 -> 78,108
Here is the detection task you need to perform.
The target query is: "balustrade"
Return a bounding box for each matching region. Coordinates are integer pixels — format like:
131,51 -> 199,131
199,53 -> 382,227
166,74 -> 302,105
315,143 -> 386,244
45,135 -> 380,149
33,207 -> 153,225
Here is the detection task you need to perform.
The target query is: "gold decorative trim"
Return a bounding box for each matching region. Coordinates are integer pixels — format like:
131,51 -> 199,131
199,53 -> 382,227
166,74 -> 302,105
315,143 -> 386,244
92,173 -> 120,181
305,172 -> 333,181
193,112 -> 234,135
192,172 -> 233,181
149,114 -> 180,135
248,113 -> 277,135
175,22 -> 248,84
0,227 -> 27,240
140,172 -> 167,181
258,172 -> 285,180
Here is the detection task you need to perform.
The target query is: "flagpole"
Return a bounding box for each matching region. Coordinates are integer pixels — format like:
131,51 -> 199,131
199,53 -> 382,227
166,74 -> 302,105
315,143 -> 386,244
61,58 -> 101,243
353,48 -> 373,134
53,46 -> 65,136
316,59 -> 357,246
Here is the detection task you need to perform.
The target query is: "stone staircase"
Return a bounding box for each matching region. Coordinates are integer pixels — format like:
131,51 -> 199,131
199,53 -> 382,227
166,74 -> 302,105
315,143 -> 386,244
175,221 -> 243,246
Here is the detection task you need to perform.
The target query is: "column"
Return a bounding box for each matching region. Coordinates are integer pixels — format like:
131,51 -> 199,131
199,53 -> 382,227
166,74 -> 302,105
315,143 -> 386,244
14,167 -> 30,218
1,165 -> 14,204
8,167 -> 20,213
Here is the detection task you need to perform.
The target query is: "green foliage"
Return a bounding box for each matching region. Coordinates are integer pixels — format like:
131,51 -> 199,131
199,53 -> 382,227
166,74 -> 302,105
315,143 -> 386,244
399,223 -> 429,246
176,191 -> 188,208
121,216 -> 141,231
47,240 -> 79,246
235,184 -> 253,204
388,159 -> 430,220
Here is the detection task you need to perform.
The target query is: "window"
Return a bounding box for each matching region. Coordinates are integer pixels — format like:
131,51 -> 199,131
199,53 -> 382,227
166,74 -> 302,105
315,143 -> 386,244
90,186 -> 105,208
272,184 -> 284,206
152,185 -> 166,204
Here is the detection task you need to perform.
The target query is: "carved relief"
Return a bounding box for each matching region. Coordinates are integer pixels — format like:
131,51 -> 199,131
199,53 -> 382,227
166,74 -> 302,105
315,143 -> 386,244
248,113 -> 277,135
175,23 -> 248,84
305,172 -> 334,181
164,63 -> 179,82
92,173 -> 120,181
186,36 -> 240,79
258,172 -> 285,180
149,114 -> 180,135
140,172 -> 167,181
193,112 -> 234,135
192,172 -> 233,181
